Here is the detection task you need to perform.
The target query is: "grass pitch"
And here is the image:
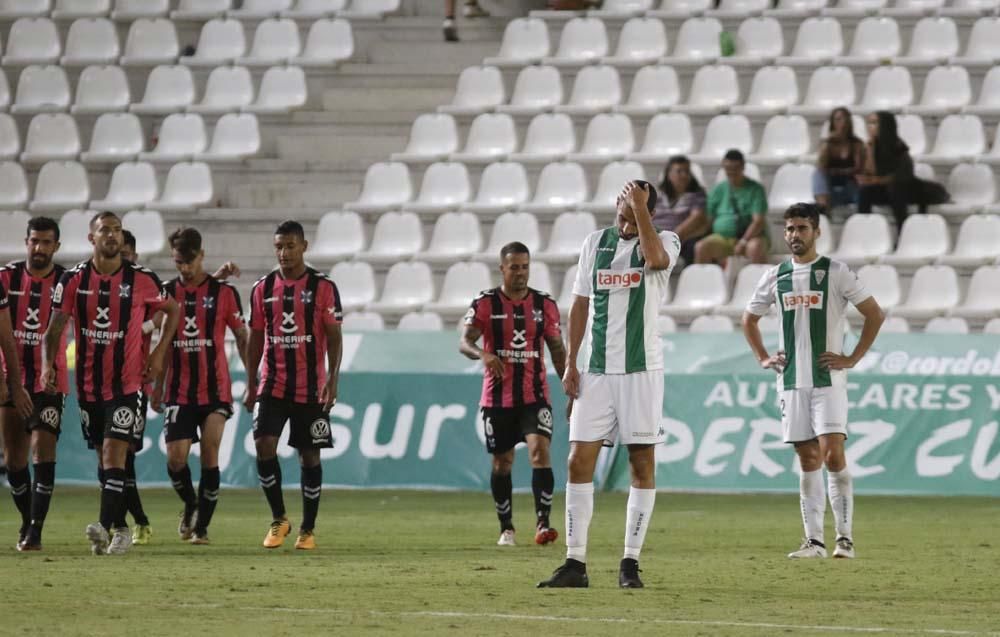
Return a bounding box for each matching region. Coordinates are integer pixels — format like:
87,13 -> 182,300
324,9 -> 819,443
2,487 -> 999,636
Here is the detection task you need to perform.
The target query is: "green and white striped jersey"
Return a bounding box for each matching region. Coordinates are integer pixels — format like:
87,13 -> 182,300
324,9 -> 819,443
572,227 -> 681,374
746,256 -> 871,390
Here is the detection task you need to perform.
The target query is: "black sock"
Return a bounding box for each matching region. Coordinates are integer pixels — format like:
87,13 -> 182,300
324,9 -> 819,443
97,467 -> 106,488
100,468 -> 127,531
7,466 -> 31,530
168,464 -> 197,518
30,462 -> 56,534
256,457 -> 285,520
124,453 -> 149,526
490,471 -> 514,532
196,466 -> 221,532
300,464 -> 322,532
532,467 -> 555,528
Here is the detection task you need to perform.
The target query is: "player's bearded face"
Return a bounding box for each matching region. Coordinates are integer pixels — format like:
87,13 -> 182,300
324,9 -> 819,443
617,205 -> 638,239
785,220 -> 816,255
26,231 -> 58,269
90,220 -> 122,258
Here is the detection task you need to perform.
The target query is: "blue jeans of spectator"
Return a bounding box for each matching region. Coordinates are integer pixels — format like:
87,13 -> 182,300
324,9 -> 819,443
812,169 -> 858,208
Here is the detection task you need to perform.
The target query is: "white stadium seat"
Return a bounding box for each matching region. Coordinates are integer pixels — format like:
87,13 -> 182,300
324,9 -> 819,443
952,17 -> 1000,67
496,65 -> 563,116
508,113 -> 576,164
690,114 -> 753,164
543,17 -> 608,66
188,66 -> 254,114
555,65 -> 622,115
581,160 -> 645,212
590,0 -> 656,16
986,318 -> 1000,334
896,17 -> 959,66
245,65 -> 307,114
180,18 -> 245,66
228,0 -> 291,18
908,66 -> 971,117
172,0 -> 232,20
924,317 -> 969,334
836,17 -> 901,65
767,0 -> 829,18
291,18 -> 353,66
56,209 -> 99,261
147,161 -> 213,211
731,65 -> 799,116
880,316 -> 910,333
557,264 -> 578,314
778,17 -> 843,66
196,113 -> 260,162
854,264 -> 901,313
923,114 -> 985,164
90,161 -> 158,212
628,113 -> 693,162
859,65 -> 912,110
81,112 -> 143,163
121,209 -> 164,254
880,214 -> 950,267
896,114 -> 926,157
422,211 -> 483,263
61,18 -> 120,66
661,17 -> 722,66
450,113 -> 517,164
368,261 -> 435,315
426,262 -> 493,315
883,0 -> 944,17
405,162 -> 470,214
892,264 -> 959,319
729,17 -> 784,66
11,65 -> 70,114
663,264 -> 728,320
438,66 -> 505,116
830,213 -> 892,266
520,161 -> 588,215
965,66 -> 1000,117
0,70 -> 9,111
240,18 -> 301,66
0,1 -> 51,18
674,64 -> 739,116
950,266 -> 1000,320
338,0 -> 399,19
341,312 -> 385,332
650,0 -> 713,16
710,0 -> 770,15
140,113 -> 206,162
397,312 -> 444,331
717,263 -> 771,317
465,161 -> 530,214
936,163 -> 997,215
0,114 -> 20,160
20,113 -> 80,164
356,211 -> 424,264
391,113 -> 458,163
615,64 -> 680,115
751,115 -> 810,164
312,210 -> 365,260
766,163 -> 814,212
477,212 -> 542,261
2,18 -> 60,65
603,17 -> 668,66
484,17 -> 550,67
72,65 -> 130,114
938,215 -> 1000,268
537,211 -> 597,264
789,65 -> 855,116
689,315 -> 734,333
0,162 -> 30,209
130,65 -> 195,114
0,211 -> 32,257
112,0 -> 170,20
29,160 -> 90,213
344,161 -> 412,213
52,0 -> 109,19
567,113 -> 634,163
330,261 -> 376,311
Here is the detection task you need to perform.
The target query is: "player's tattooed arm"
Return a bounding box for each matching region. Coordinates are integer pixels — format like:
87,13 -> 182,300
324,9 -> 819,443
460,324 -> 504,379
41,310 -> 70,393
545,334 -> 567,381
321,322 -> 342,412
244,328 -> 265,413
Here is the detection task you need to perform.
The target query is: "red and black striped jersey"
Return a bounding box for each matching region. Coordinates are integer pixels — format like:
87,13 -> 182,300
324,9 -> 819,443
164,276 -> 245,405
465,287 -> 561,408
53,260 -> 170,402
249,268 -> 342,404
0,261 -> 68,394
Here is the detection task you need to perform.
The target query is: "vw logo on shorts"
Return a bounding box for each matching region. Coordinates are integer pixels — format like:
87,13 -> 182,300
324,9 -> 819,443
310,419 -> 330,439
538,407 -> 553,429
39,406 -> 60,428
80,409 -> 90,428
112,407 -> 134,428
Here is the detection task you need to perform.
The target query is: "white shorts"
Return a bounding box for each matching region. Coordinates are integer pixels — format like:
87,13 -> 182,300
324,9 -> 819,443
780,385 -> 849,444
569,371 -> 665,447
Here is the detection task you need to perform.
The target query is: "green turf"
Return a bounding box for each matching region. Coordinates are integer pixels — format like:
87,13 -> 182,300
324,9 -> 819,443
2,487 -> 999,636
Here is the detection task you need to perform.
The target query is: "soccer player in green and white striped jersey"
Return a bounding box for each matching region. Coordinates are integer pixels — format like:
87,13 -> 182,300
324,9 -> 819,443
538,180 -> 680,590
742,203 -> 884,560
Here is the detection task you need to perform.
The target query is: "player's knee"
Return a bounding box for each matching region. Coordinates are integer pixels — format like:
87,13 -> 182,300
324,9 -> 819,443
529,446 -> 550,468
255,436 -> 278,459
299,449 -> 321,468
823,447 -> 847,472
200,444 -> 220,468
492,454 -> 513,475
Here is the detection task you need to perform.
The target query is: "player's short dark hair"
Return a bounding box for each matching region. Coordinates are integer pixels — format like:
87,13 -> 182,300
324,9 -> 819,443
633,179 -> 658,213
27,216 -> 60,241
784,202 -> 823,230
89,210 -> 119,230
122,229 -> 137,251
169,227 -> 202,261
723,149 -> 745,164
275,220 -> 305,241
500,241 -> 530,261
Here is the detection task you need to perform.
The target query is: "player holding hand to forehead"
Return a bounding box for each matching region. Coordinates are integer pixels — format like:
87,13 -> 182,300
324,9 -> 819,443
538,180 -> 680,589
742,203 -> 884,560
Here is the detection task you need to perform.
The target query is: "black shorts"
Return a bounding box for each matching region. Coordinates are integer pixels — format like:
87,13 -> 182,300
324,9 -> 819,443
481,403 -> 553,454
1,392 -> 65,437
164,402 -> 234,443
252,396 -> 332,450
79,394 -> 141,450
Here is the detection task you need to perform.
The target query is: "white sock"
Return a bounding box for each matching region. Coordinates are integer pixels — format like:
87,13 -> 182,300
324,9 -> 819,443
623,487 -> 656,560
827,468 -> 854,540
565,482 -> 594,563
799,469 -> 826,544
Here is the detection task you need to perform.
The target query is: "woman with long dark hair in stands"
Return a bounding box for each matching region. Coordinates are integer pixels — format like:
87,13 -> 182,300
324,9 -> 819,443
813,107 -> 865,213
856,111 -> 915,235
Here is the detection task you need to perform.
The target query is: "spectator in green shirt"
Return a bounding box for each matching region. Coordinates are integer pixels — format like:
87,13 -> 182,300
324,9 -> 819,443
695,149 -> 769,265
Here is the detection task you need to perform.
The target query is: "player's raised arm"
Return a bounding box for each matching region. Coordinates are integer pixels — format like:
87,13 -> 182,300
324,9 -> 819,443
623,181 -> 671,271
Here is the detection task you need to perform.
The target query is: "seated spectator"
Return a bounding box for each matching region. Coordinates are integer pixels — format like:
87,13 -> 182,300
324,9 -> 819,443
652,155 -> 708,265
695,149 -> 769,265
813,107 -> 864,213
856,111 -> 915,236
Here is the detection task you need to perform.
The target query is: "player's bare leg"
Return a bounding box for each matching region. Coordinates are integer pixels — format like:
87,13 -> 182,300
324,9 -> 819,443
537,440 -> 602,588
191,413 -> 225,545
526,434 -> 557,545
167,437 -> 198,540
295,448 -> 322,550
256,435 -> 290,548
20,428 -> 58,550
491,449 -> 515,545
88,438 -> 132,555
789,439 -> 828,558
1,407 -> 32,547
620,444 -> 656,589
820,433 -> 854,558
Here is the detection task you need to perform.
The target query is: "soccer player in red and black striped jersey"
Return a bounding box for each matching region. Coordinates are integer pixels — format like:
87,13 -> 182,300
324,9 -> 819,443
246,220 -> 343,551
460,241 -> 566,547
0,216 -> 65,550
152,227 -> 249,544
42,211 -> 180,556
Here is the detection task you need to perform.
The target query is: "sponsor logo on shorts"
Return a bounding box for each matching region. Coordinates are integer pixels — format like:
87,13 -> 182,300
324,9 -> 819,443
310,418 -> 330,444
537,407 -> 553,434
111,406 -> 134,434
80,409 -> 89,429
781,290 -> 825,311
596,269 -> 643,290
39,406 -> 60,428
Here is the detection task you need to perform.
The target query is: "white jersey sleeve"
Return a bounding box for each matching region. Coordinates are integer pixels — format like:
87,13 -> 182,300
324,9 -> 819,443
571,231 -> 600,298
833,260 -> 871,306
660,230 -> 682,272
745,265 -> 778,316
